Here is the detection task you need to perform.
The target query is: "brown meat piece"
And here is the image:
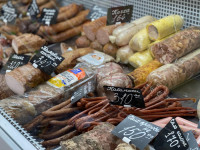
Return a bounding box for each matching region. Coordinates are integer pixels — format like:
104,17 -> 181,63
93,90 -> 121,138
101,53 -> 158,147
4,47 -> 14,57
103,42 -> 118,58
38,10 -> 89,35
44,25 -> 83,43
90,40 -> 103,51
96,24 -> 122,45
97,62 -> 123,83
39,0 -> 56,11
75,35 -> 91,48
57,4 -> 80,22
97,72 -> 133,96
83,16 -> 107,41
151,26 -> 200,64
12,34 -> 46,54
56,48 -> 93,74
61,123 -> 121,150
5,63 -> 50,95
0,74 -> 15,100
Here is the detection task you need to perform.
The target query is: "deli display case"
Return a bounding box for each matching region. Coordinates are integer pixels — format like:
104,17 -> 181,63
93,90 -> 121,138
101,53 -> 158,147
0,0 -> 200,150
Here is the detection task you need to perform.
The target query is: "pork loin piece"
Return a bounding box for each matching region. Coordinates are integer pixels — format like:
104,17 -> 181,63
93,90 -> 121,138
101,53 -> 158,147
5,63 -> 50,95
151,26 -> 200,64
12,33 -> 46,54
0,74 -> 15,100
96,62 -> 123,83
61,123 -> 121,150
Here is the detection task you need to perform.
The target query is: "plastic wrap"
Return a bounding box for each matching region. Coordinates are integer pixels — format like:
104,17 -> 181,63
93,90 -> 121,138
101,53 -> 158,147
77,50 -> 115,69
147,48 -> 200,89
147,15 -> 184,41
116,45 -> 134,64
150,26 -> 200,64
128,60 -> 162,86
128,49 -> 153,68
0,63 -> 96,125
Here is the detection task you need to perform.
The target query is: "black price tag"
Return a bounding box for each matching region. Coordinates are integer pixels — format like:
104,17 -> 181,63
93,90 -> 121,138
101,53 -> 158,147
107,5 -> 133,25
3,54 -> 31,73
0,1 -> 18,24
71,76 -> 96,104
112,114 -> 161,150
30,46 -> 64,75
184,131 -> 199,150
153,118 -> 189,150
104,86 -> 145,108
39,8 -> 58,26
87,5 -> 107,21
27,0 -> 40,20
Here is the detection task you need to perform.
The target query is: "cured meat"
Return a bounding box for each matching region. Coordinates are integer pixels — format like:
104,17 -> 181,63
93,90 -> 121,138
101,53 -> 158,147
57,4 -> 80,22
147,48 -> 200,89
0,74 -> 15,100
103,42 -> 118,58
116,45 -> 134,64
128,60 -> 162,86
0,65 -> 94,125
90,40 -> 103,51
39,0 -> 56,11
96,62 -> 123,83
151,26 -> 200,64
44,25 -> 83,43
75,35 -> 91,48
12,34 -> 46,54
97,73 -> 133,96
61,123 -> 121,150
5,63 -> 50,95
83,16 -> 107,41
96,24 -> 121,45
38,10 -> 89,35
55,48 -> 93,73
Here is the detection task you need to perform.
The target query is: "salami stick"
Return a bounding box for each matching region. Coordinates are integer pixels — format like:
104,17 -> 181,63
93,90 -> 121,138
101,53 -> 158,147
23,115 -> 44,131
39,0 -> 56,11
42,130 -> 78,147
42,107 -> 79,117
83,16 -> 107,41
50,120 -> 69,126
56,4 -> 80,22
36,0 -> 49,6
38,10 -> 89,35
40,125 -> 73,140
44,25 -> 83,43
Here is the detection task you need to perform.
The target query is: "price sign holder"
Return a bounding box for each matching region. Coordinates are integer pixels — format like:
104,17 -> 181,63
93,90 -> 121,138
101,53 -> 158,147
153,118 -> 189,150
71,75 -> 96,104
39,8 -> 58,26
27,0 -> 40,20
2,54 -> 31,74
112,114 -> 161,150
107,5 -> 133,25
30,46 -> 64,75
183,131 -> 199,150
0,1 -> 18,24
87,5 -> 107,21
104,86 -> 145,108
